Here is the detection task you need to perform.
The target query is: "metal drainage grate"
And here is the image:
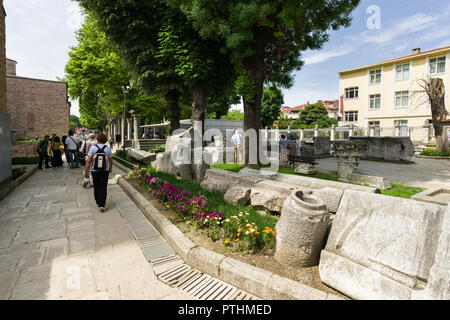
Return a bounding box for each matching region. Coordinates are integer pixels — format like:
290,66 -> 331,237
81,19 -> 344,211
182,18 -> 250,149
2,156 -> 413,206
155,261 -> 258,300
114,197 -> 259,300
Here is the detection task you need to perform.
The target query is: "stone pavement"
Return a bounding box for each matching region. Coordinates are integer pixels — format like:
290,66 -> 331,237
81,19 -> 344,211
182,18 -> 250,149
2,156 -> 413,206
0,165 -> 192,300
315,156 -> 450,189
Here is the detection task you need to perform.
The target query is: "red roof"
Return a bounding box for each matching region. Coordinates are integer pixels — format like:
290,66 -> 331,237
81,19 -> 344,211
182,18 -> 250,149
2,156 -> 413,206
382,46 -> 450,64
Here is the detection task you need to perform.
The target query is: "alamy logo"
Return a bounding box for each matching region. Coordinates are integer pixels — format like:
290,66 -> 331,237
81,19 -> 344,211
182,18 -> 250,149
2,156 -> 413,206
367,5 -> 381,30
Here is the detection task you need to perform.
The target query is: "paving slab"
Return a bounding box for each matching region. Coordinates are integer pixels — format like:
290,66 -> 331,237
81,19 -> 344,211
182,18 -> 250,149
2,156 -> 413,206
0,166 -> 191,300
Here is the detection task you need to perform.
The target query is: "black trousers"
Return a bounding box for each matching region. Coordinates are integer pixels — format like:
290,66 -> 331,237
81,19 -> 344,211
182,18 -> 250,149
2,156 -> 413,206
92,171 -> 109,207
38,152 -> 50,168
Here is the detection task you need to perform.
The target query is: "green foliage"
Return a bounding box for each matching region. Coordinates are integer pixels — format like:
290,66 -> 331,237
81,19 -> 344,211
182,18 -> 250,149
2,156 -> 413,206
274,115 -> 294,129
12,157 -> 39,165
292,102 -> 338,129
221,109 -> 244,121
65,14 -> 170,129
70,115 -> 82,129
150,145 -> 166,154
211,163 -> 245,173
420,148 -> 450,157
206,92 -> 241,119
261,85 -> 284,128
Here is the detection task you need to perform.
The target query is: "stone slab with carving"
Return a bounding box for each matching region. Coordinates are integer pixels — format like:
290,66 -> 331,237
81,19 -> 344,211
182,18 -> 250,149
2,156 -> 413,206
339,172 -> 392,190
308,187 -> 344,214
319,190 -> 446,300
127,149 -> 156,165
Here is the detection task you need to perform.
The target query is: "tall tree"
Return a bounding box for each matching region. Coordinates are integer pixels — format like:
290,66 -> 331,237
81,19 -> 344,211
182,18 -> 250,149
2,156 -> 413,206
65,13 -> 170,131
420,78 -> 449,153
77,0 -> 187,134
174,0 -> 360,164
261,85 -> 284,128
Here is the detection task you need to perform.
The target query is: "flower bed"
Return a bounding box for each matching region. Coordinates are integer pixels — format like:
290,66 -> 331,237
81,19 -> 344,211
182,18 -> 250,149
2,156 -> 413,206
128,167 -> 276,252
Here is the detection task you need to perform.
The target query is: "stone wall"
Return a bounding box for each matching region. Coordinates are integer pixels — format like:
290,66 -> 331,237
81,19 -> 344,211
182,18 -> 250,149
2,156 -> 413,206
350,136 -> 415,162
6,76 -> 70,140
11,142 -> 38,158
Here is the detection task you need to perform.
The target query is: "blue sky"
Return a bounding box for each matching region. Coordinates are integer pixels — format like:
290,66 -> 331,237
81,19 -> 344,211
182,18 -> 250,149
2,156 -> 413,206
4,0 -> 450,116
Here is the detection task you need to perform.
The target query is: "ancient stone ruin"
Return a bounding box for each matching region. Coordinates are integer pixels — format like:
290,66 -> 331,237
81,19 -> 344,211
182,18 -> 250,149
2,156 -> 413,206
274,191 -> 329,267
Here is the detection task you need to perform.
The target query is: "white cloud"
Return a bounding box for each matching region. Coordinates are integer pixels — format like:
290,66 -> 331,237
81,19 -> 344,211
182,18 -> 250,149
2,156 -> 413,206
303,47 -> 355,65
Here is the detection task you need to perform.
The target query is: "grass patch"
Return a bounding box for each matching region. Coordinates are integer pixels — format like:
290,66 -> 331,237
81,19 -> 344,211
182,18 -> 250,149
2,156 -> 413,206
211,163 -> 245,173
149,145 -> 165,154
420,148 -> 450,157
381,184 -> 426,199
12,157 -> 39,165
114,151 -> 141,169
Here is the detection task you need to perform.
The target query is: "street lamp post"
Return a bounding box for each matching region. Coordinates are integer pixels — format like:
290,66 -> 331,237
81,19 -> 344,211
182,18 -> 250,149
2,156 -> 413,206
122,85 -> 130,153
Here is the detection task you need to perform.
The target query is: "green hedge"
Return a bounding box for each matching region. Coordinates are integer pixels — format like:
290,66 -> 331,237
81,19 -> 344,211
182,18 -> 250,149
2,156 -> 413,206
12,157 -> 39,165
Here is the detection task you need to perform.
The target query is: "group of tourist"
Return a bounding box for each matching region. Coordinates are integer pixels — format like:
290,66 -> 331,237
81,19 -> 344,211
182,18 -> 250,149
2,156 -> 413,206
37,131 -> 114,212
279,135 -> 304,167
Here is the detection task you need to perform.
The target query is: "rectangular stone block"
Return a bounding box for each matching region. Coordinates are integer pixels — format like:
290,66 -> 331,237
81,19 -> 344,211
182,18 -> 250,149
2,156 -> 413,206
320,190 -> 445,300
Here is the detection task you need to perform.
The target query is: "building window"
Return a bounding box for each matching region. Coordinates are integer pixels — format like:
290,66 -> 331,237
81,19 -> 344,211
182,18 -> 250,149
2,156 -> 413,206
395,91 -> 409,108
345,87 -> 359,99
396,64 -> 410,80
368,121 -> 381,136
369,94 -> 381,109
344,111 -> 358,122
395,120 -> 408,136
430,57 -> 446,75
369,69 -> 382,84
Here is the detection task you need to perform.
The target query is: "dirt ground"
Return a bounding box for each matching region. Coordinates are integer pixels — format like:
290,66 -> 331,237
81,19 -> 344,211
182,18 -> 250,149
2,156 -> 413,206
127,178 -> 349,299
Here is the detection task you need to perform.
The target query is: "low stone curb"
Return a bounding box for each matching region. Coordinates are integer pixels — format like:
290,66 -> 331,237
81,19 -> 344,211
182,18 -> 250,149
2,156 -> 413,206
0,165 -> 38,201
113,159 -> 136,173
117,176 -> 343,300
415,155 -> 450,160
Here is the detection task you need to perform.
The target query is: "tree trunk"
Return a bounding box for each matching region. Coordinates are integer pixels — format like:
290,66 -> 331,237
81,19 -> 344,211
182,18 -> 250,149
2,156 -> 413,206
425,78 -> 450,153
191,82 -> 207,142
241,29 -> 270,166
166,89 -> 181,134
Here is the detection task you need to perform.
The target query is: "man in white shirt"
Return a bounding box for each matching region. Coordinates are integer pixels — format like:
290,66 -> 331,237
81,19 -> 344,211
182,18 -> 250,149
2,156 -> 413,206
65,130 -> 80,169
83,133 -> 113,212
231,130 -> 243,163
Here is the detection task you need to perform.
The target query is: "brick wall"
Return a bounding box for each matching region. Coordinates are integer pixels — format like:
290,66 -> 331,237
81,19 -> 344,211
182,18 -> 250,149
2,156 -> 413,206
11,142 -> 38,158
7,76 -> 70,139
6,58 -> 16,76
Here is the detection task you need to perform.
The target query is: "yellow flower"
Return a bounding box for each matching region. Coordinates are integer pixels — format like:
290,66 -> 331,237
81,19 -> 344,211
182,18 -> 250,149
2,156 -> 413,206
246,224 -> 251,227
224,239 -> 230,244
235,238 -> 240,242
166,205 -> 170,208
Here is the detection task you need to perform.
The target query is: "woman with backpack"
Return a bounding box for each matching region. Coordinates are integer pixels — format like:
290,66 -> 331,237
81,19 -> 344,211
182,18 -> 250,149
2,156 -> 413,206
83,133 -> 113,212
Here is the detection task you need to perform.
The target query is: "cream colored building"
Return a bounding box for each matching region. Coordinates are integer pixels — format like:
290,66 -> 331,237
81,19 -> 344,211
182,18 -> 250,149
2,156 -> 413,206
339,46 -> 450,143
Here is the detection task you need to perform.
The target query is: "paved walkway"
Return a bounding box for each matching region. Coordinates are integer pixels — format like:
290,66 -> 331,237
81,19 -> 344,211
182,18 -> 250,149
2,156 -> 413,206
0,165 -> 191,300
315,156 -> 450,189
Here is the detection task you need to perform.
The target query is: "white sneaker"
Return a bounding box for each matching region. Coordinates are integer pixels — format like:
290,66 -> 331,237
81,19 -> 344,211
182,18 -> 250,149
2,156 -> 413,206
99,207 -> 106,212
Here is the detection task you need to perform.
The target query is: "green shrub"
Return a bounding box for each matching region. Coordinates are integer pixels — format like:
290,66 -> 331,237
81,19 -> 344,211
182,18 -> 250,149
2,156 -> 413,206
150,145 -> 165,154
420,148 -> 450,157
12,157 -> 39,165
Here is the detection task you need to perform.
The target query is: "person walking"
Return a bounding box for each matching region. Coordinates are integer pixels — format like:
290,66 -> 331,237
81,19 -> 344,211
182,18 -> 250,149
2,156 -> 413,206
80,134 -> 97,188
83,134 -> 113,212
37,135 -> 51,169
109,136 -> 115,150
279,135 -> 289,167
50,136 -> 63,168
65,130 -> 80,169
